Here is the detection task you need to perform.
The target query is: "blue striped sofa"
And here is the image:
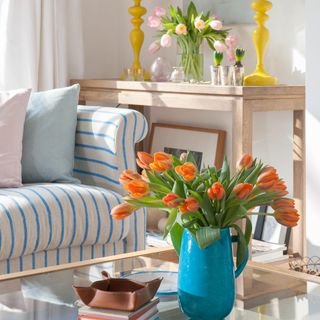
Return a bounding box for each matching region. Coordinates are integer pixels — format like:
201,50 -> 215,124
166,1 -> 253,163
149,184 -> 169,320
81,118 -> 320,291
0,106 -> 148,275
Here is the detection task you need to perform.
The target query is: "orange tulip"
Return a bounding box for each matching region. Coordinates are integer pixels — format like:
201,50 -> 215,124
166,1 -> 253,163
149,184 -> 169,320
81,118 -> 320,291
257,168 -> 279,190
274,207 -> 300,227
237,154 -> 253,170
180,197 -> 200,213
111,203 -> 138,220
123,179 -> 149,198
119,170 -> 141,185
207,182 -> 225,200
271,198 -> 295,210
175,162 -> 197,182
270,180 -> 288,197
233,183 -> 253,200
136,152 -> 154,170
162,193 -> 181,208
149,152 -> 173,172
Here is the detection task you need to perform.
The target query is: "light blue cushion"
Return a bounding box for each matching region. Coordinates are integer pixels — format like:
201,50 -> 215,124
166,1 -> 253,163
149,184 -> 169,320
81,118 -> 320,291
22,84 -> 80,183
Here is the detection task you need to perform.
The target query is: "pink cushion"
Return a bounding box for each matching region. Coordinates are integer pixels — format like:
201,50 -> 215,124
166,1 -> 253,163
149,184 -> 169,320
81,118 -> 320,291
0,89 -> 31,187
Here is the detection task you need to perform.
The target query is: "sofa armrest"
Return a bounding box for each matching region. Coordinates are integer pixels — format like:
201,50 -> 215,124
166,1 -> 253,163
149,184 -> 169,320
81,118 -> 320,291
74,106 -> 148,194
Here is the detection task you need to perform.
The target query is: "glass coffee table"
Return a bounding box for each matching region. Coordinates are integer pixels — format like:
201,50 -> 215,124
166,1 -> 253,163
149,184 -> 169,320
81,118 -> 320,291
0,247 -> 319,319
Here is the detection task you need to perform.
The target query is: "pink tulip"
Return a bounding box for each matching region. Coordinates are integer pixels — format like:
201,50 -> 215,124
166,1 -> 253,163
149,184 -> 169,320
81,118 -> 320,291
175,23 -> 187,35
148,40 -> 161,54
209,20 -> 223,30
194,17 -> 205,31
214,41 -> 227,53
148,15 -> 161,28
160,34 -> 172,48
225,35 -> 237,48
153,6 -> 166,17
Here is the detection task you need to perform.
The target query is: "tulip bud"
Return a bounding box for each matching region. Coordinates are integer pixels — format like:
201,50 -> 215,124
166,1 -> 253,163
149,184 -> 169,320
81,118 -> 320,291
207,182 -> 225,200
162,193 -> 181,208
233,183 -> 253,200
257,168 -> 279,190
147,15 -> 161,28
149,152 -> 172,172
237,154 -> 253,171
111,203 -> 138,220
136,152 -> 154,170
274,208 -> 299,227
119,170 -> 141,185
209,20 -> 223,30
175,162 -> 197,182
271,198 -> 295,210
123,179 -> 149,199
160,34 -> 173,48
180,197 -> 200,213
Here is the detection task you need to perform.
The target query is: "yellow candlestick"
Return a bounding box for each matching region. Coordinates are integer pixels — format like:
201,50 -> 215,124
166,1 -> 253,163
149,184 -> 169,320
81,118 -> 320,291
128,0 -> 146,72
244,0 -> 278,86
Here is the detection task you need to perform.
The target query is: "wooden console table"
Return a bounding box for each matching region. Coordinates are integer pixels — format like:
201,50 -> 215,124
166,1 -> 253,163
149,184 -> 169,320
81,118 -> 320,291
71,79 -> 305,256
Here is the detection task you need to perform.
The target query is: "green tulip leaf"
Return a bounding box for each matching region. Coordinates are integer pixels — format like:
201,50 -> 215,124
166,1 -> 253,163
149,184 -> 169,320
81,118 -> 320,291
172,180 -> 186,198
232,224 -> 247,267
170,222 -> 184,255
195,227 -> 221,249
164,208 -> 178,239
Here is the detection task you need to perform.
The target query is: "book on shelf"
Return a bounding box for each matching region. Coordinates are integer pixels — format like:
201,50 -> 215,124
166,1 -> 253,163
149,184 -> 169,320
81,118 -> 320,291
78,297 -> 159,320
252,239 -> 287,263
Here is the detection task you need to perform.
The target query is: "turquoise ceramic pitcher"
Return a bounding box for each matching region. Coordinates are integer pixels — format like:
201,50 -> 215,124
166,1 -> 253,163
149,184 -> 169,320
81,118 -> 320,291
178,228 -> 248,320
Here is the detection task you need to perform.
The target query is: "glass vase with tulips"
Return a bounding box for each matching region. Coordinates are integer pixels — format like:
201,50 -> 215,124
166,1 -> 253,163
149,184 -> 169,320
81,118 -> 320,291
147,2 -> 231,82
112,151 -> 299,267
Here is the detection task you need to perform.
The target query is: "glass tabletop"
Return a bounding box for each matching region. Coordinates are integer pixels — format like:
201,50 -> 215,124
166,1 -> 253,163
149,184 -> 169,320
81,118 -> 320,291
0,248 -> 319,320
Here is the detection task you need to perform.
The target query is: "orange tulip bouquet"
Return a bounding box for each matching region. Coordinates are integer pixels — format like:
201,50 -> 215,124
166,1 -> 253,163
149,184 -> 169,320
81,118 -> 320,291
111,151 -> 299,266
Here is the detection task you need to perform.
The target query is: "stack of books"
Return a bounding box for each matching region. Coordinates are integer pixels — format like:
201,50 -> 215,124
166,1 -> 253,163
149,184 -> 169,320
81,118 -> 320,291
252,239 -> 288,263
78,297 -> 160,320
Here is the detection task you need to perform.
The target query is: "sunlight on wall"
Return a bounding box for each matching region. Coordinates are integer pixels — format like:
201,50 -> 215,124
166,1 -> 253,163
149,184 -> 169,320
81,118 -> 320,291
306,111 -> 320,249
292,48 -> 306,74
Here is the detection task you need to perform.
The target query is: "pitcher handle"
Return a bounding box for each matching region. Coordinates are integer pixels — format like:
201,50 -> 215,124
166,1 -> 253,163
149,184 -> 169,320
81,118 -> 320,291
231,235 -> 249,278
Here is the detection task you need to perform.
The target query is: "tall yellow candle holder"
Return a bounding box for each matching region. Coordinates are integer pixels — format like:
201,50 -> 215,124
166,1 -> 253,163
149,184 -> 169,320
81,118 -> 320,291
244,0 -> 278,86
128,0 -> 148,80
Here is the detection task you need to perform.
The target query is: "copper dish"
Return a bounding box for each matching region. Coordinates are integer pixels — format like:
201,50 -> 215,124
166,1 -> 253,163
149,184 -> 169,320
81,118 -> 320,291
73,271 -> 162,311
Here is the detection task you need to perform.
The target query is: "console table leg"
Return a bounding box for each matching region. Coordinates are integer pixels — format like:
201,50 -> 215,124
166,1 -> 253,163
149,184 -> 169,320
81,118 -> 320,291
232,102 -> 253,298
232,102 -> 253,172
292,110 -> 305,256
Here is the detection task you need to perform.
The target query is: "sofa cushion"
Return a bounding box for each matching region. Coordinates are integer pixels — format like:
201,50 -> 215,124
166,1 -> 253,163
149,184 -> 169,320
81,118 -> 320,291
22,85 -> 80,184
0,89 -> 31,188
0,184 -> 130,261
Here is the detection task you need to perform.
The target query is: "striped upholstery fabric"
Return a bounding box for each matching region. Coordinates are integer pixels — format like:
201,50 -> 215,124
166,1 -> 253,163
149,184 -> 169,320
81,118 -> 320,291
74,106 -> 148,195
0,107 -> 148,274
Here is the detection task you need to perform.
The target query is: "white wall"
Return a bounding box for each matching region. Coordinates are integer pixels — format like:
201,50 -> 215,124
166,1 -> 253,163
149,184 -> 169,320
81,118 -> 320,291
306,0 -> 320,256
76,0 -> 305,196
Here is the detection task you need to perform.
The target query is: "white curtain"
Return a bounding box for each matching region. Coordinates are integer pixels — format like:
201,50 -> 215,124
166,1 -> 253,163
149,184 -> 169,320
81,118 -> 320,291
0,0 -> 84,91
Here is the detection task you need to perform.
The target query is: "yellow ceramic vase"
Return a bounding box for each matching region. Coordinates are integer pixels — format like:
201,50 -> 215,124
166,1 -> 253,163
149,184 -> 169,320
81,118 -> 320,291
244,0 -> 278,86
128,0 -> 146,72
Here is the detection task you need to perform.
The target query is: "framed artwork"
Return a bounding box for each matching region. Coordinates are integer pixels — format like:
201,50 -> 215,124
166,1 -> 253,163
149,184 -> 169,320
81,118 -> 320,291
184,0 -> 253,25
253,205 -> 291,254
149,123 -> 226,169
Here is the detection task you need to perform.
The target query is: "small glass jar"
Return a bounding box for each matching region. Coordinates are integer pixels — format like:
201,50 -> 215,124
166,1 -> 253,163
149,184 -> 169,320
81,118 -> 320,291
210,65 -> 220,86
219,66 -> 234,86
233,66 -> 245,86
170,67 -> 185,83
135,68 -> 145,81
150,57 -> 172,82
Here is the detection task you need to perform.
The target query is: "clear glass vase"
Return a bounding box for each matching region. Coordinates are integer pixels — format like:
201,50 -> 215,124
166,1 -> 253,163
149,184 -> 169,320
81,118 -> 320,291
178,52 -> 203,83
